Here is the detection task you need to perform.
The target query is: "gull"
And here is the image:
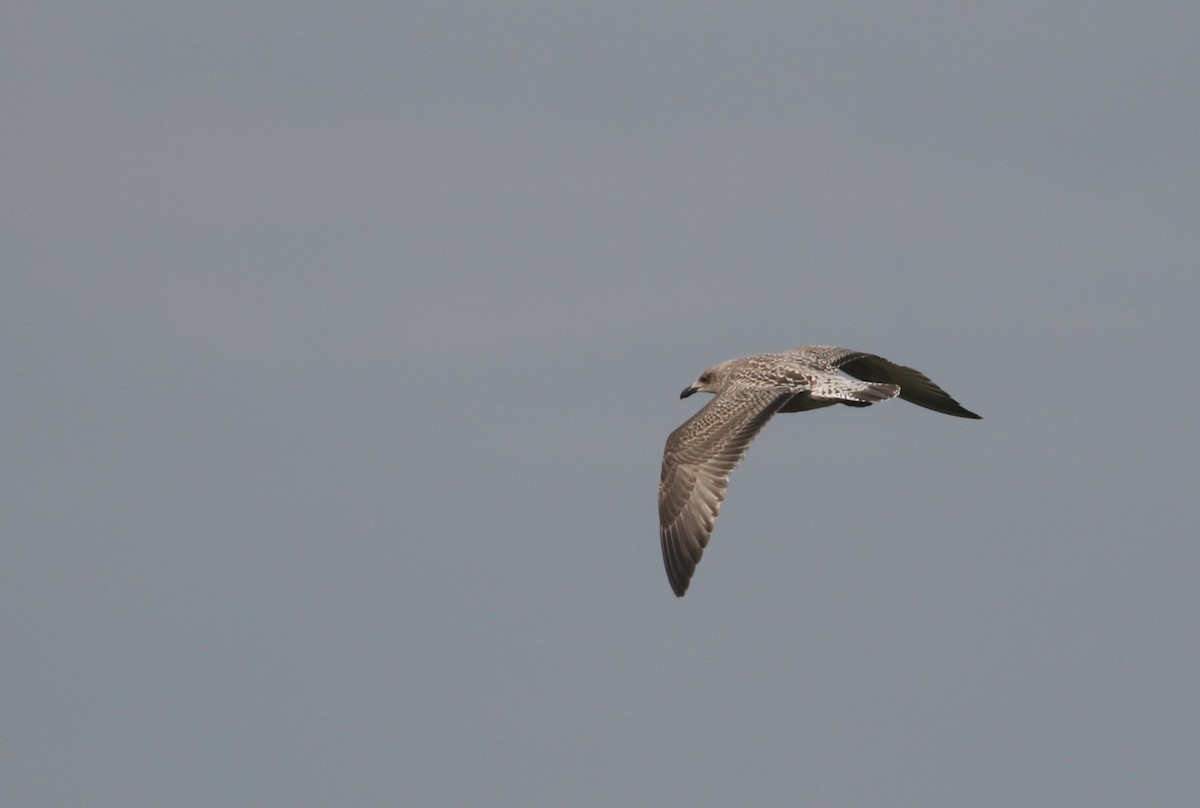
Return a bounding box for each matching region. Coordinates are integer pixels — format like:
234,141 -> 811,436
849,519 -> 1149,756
659,346 -> 981,596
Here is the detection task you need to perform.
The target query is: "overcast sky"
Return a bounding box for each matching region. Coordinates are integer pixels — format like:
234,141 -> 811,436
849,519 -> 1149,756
5,3 -> 1199,807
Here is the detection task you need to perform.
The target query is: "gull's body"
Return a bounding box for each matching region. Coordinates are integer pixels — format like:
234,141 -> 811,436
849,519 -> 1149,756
659,346 -> 981,597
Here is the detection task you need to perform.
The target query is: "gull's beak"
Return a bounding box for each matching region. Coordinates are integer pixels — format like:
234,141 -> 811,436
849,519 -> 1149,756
680,384 -> 698,399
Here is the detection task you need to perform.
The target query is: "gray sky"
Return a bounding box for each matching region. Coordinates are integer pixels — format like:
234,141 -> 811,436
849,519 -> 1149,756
5,3 -> 1199,806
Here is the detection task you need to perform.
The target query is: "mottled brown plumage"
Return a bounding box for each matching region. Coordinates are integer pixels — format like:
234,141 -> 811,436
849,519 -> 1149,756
660,346 -> 980,596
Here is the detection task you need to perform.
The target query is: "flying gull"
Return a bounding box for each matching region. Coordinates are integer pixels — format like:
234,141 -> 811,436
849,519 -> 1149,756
659,345 -> 981,596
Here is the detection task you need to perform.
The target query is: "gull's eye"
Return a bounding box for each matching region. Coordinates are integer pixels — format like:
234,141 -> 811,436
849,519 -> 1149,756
699,373 -> 710,383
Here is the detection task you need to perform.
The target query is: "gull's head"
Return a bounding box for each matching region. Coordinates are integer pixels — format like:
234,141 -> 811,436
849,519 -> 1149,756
680,360 -> 733,399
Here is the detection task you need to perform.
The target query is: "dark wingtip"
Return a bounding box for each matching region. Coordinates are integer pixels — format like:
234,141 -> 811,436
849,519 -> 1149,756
950,405 -> 983,419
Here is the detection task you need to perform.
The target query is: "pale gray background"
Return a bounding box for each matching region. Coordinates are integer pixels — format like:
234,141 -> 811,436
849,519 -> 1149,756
5,3 -> 1198,807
